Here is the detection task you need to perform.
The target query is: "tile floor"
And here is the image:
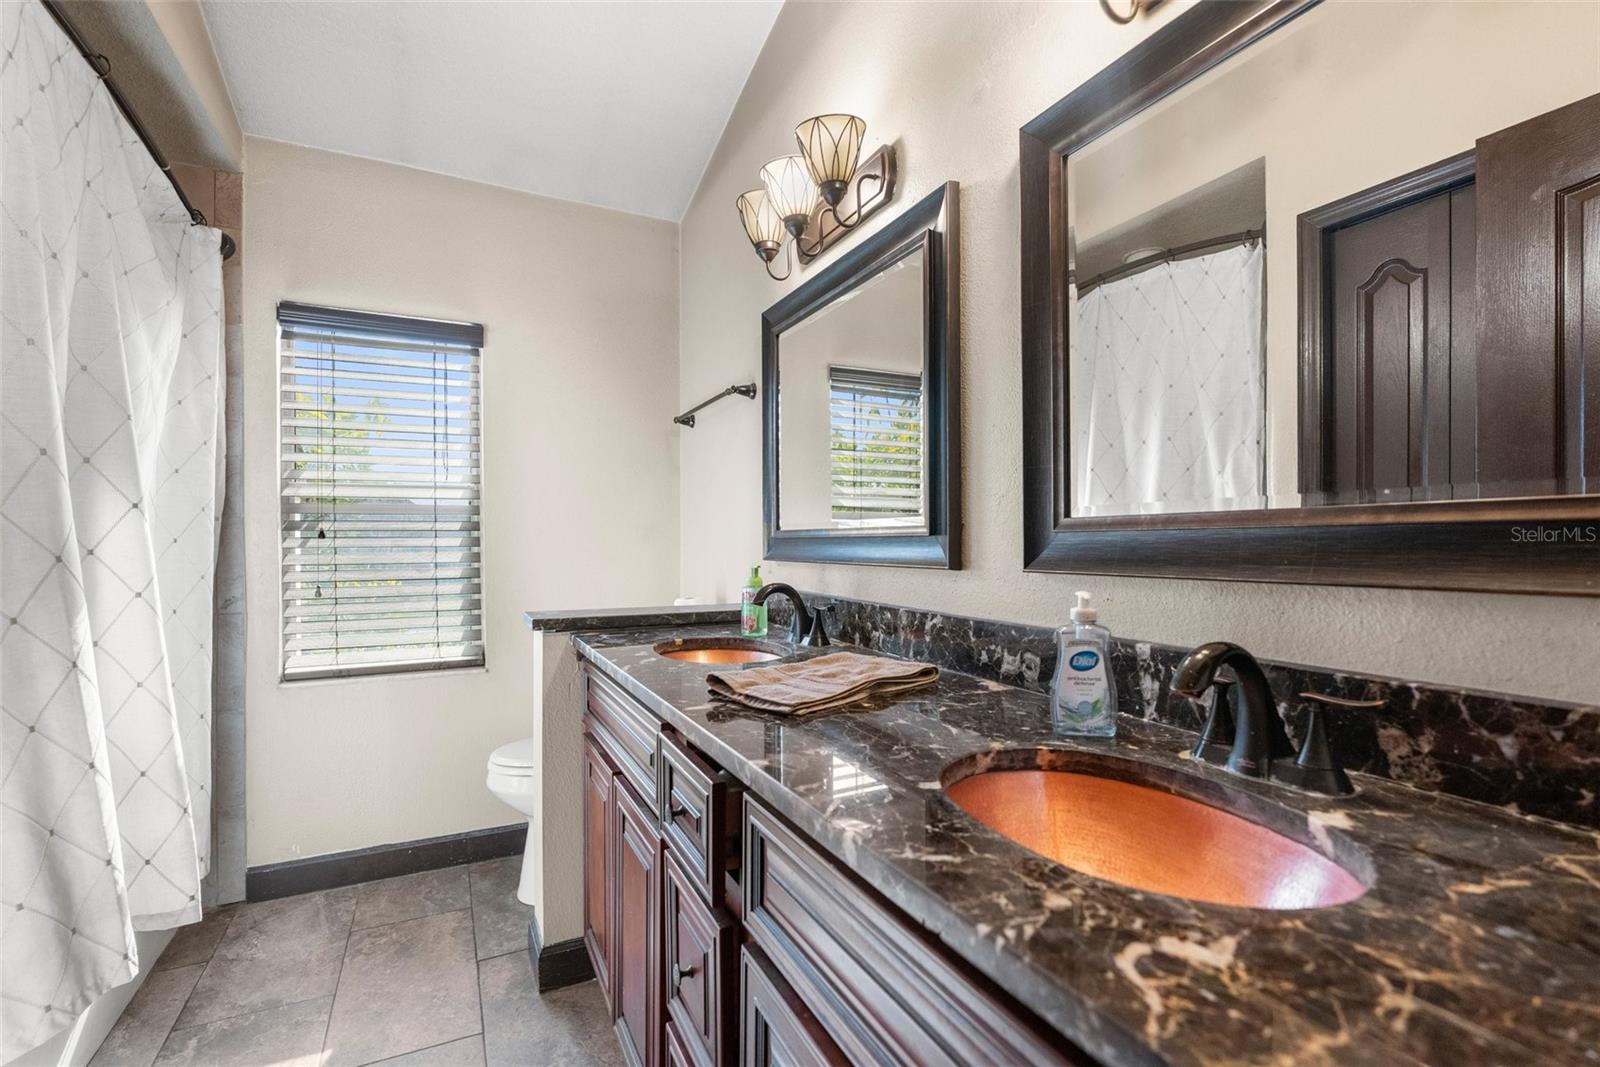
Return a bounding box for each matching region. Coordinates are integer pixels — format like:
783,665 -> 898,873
88,856 -> 621,1067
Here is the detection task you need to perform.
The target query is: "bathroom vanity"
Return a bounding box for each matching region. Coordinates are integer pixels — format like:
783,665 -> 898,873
559,618 -> 1600,1067
579,640 -> 1077,1067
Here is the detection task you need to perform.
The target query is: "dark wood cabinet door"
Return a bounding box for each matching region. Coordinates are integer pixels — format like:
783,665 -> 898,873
740,946 -> 846,1067
1327,187 -> 1467,497
1476,91 -> 1600,494
613,778 -> 663,1067
582,731 -> 616,1014
663,851 -> 735,1067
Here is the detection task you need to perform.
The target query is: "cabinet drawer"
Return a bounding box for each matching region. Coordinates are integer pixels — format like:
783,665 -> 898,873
658,729 -> 739,904
664,850 -> 735,1067
664,1020 -> 696,1067
743,798 -> 1081,1067
587,667 -> 659,801
740,945 -> 846,1067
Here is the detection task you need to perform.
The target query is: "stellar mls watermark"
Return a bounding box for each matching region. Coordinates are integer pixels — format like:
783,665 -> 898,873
1510,524 -> 1598,544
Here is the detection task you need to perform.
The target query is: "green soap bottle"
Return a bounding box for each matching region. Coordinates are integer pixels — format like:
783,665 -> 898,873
740,566 -> 767,637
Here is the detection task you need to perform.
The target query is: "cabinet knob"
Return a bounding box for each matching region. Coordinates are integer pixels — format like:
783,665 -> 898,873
673,961 -> 700,985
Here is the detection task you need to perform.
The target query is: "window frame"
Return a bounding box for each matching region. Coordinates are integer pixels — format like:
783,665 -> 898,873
276,301 -> 488,682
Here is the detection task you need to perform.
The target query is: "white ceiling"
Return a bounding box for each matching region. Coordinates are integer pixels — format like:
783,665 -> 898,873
200,0 -> 782,220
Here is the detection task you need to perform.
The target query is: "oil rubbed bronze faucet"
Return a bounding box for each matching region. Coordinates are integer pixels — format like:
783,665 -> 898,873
1171,642 -> 1356,795
751,583 -> 831,647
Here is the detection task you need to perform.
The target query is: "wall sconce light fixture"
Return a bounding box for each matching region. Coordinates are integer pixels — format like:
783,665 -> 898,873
736,188 -> 787,273
736,113 -> 897,280
1099,0 -> 1165,24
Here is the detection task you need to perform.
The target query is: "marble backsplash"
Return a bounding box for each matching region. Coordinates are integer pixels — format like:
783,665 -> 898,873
767,594 -> 1599,828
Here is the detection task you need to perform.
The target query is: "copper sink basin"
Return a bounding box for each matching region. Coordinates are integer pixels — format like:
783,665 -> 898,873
653,637 -> 787,664
944,768 -> 1366,910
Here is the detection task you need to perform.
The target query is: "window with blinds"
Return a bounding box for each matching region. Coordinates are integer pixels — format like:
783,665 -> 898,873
828,366 -> 926,527
278,302 -> 485,681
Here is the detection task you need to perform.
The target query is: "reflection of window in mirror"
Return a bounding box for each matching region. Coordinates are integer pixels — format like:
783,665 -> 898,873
829,367 -> 925,528
776,251 -> 928,533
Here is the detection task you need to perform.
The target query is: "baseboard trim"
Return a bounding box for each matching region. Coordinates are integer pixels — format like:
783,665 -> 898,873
528,911 -> 595,992
246,823 -> 527,901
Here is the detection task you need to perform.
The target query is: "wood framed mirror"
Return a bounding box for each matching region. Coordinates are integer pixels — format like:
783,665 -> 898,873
763,182 -> 960,568
1020,0 -> 1598,594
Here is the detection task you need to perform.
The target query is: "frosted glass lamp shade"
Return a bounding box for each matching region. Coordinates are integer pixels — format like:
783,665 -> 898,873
760,154 -> 819,238
796,114 -> 866,206
736,189 -> 786,262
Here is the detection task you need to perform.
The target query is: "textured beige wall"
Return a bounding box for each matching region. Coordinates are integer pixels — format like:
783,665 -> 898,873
677,0 -> 1600,705
243,138 -> 681,864
145,2 -> 242,166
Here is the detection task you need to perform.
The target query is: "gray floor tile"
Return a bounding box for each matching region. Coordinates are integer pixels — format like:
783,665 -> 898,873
478,953 -> 618,1067
466,857 -> 534,961
87,965 -> 204,1067
175,939 -> 346,1031
354,866 -> 471,931
153,996 -> 332,1067
176,889 -> 355,1029
324,909 -> 481,1067
365,1034 -> 485,1067
222,887 -> 357,951
155,905 -> 238,970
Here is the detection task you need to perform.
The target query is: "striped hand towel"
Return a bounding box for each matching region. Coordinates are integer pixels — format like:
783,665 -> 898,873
707,651 -> 938,716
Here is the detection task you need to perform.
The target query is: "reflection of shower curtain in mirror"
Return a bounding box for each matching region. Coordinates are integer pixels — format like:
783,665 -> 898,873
1074,242 -> 1264,516
1,2 -> 222,1056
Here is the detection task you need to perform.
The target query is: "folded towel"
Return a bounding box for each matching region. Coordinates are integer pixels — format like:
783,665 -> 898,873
707,651 -> 938,716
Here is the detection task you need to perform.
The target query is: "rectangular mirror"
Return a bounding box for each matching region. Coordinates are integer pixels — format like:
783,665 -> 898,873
763,182 -> 960,568
1021,0 -> 1599,593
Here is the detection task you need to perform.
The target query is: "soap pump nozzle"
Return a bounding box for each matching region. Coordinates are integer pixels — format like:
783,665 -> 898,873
1070,590 -> 1097,625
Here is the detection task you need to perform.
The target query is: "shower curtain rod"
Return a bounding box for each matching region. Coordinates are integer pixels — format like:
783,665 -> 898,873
39,0 -> 236,261
1075,227 -> 1261,296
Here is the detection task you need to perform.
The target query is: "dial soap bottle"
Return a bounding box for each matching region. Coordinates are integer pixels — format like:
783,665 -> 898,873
1049,591 -> 1117,737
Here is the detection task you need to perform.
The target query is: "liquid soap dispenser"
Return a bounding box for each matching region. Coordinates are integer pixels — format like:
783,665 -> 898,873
1049,591 -> 1117,737
740,565 -> 768,637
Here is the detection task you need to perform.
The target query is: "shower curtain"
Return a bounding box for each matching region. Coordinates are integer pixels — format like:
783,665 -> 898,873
1073,241 -> 1265,516
1,1 -> 223,1057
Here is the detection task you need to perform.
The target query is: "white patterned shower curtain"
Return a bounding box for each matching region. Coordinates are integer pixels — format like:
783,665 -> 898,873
1073,241 -> 1265,516
1,1 -> 223,1057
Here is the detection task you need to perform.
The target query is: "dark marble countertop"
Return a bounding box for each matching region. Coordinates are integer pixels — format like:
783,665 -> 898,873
572,623 -> 1600,1067
523,604 -> 739,633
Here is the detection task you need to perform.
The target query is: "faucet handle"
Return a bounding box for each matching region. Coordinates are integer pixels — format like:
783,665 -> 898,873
804,607 -> 832,647
1190,679 -> 1235,765
1275,692 -> 1377,796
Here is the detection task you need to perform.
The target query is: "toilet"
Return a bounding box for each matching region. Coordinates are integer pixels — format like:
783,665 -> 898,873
486,738 -> 537,906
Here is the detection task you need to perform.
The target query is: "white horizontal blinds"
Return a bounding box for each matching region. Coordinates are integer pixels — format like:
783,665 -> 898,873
829,366 -> 925,525
279,302 -> 486,680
